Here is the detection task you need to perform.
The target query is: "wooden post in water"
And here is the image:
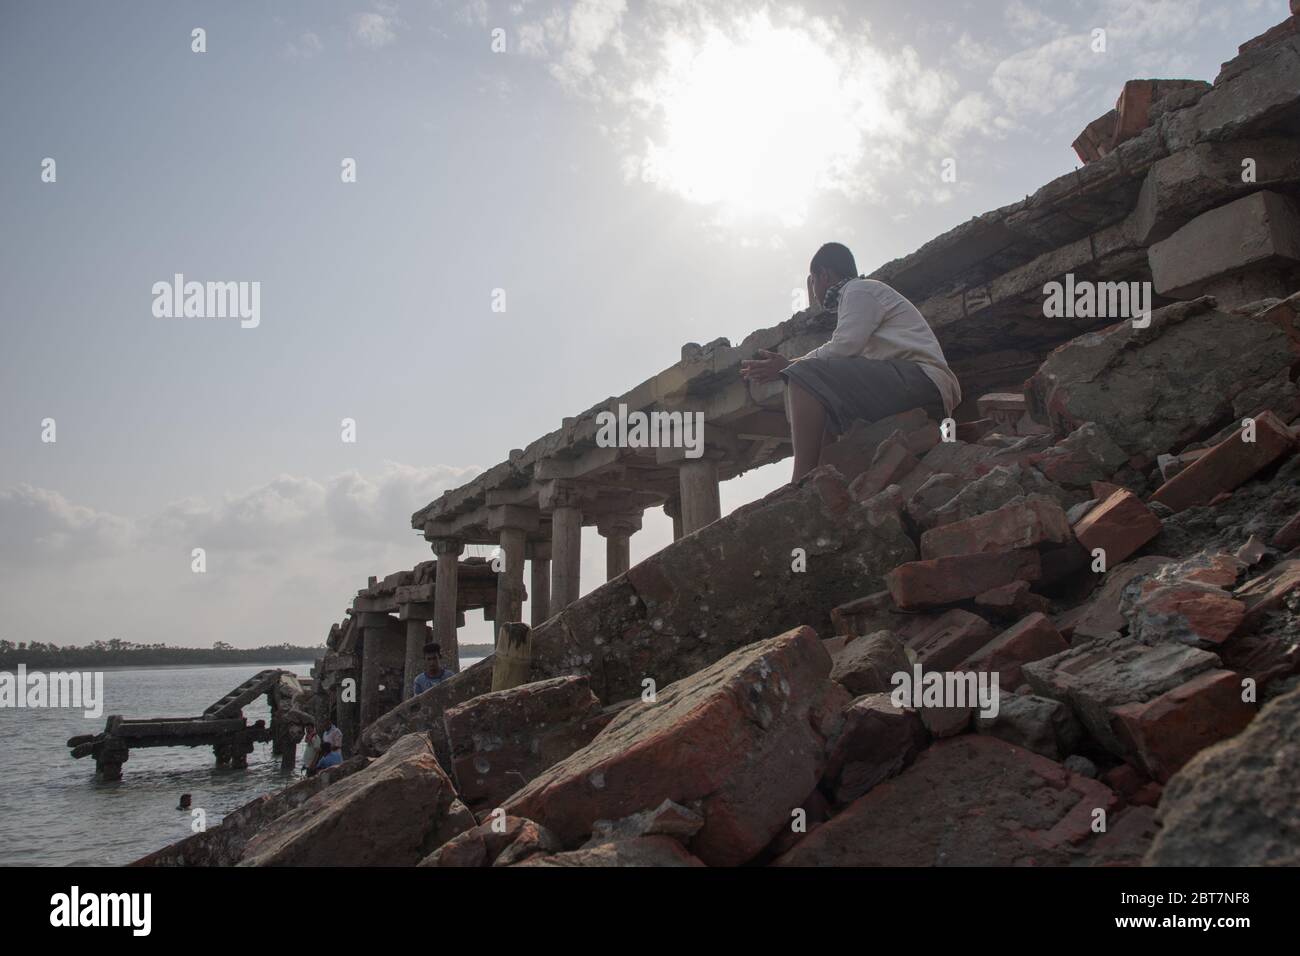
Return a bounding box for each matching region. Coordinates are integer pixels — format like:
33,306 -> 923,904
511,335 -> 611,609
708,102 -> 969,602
491,622 -> 533,692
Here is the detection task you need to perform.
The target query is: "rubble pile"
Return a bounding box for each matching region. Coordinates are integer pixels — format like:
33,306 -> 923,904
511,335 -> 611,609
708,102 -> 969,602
138,12 -> 1300,867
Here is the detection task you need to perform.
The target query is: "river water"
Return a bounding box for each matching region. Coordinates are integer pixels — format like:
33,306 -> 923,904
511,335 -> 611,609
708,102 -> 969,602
0,659 -> 482,866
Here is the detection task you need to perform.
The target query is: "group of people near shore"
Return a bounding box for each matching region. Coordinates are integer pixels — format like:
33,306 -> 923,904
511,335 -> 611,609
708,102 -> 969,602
299,641 -> 455,775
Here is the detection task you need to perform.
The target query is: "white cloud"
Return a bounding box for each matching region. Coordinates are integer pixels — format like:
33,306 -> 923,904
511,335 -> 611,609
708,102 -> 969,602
952,32 -> 999,71
147,462 -> 480,549
990,33 -> 1091,117
0,462 -> 481,566
1003,0 -> 1067,41
284,31 -> 324,60
940,91 -> 1002,144
353,10 -> 400,48
512,4 -> 964,226
0,485 -> 133,562
458,0 -> 491,28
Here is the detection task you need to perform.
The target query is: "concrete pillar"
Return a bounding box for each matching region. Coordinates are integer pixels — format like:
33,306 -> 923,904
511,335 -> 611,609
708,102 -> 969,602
597,513 -> 642,581
359,627 -> 383,727
430,538 -> 463,673
542,483 -> 583,610
495,526 -> 527,626
334,666 -> 360,758
528,540 -> 552,627
488,505 -> 539,630
678,458 -> 721,536
358,615 -> 403,727
401,614 -> 432,700
663,495 -> 684,542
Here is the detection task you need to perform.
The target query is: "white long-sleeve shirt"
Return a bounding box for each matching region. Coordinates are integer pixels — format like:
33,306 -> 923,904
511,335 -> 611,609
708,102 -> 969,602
799,278 -> 961,415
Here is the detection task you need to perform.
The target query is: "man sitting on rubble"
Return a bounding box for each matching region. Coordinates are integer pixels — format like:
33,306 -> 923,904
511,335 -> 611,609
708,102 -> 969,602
320,716 -> 343,757
741,242 -> 961,482
312,741 -> 342,775
412,642 -> 454,696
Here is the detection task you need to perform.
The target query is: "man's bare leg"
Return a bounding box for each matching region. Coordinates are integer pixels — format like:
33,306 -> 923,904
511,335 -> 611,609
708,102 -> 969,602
789,380 -> 828,482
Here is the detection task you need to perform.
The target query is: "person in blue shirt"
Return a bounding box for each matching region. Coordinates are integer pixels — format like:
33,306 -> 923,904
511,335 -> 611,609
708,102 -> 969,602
412,642 -> 454,696
312,741 -> 342,774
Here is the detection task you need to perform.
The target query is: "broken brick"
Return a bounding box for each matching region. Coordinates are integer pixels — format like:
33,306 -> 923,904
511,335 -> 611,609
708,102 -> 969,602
974,580 -> 1053,617
848,431 -> 921,501
901,608 -> 995,671
1130,583 -> 1246,647
918,494 -> 1071,560
829,630 -> 911,697
1271,510 -> 1300,551
1073,489 -> 1163,566
1110,669 -> 1255,782
962,612 -> 1069,690
776,736 -> 1118,866
1233,559 -> 1300,633
821,693 -> 928,805
1150,410 -> 1296,513
886,549 -> 1043,610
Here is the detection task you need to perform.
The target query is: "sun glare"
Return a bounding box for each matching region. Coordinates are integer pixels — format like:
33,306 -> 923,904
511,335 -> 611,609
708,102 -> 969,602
636,13 -> 888,227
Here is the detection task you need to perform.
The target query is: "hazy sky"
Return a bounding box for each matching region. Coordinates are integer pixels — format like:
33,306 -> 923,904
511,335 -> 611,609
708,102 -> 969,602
0,0 -> 1283,650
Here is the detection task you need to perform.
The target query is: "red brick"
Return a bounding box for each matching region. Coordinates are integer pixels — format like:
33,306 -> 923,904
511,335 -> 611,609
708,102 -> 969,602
1220,632 -> 1300,687
1055,555 -> 1174,641
776,736 -> 1118,865
885,549 -> 1043,611
829,590 -> 895,638
976,392 -> 1027,423
974,580 -> 1053,617
821,693 -> 928,805
1114,79 -> 1156,143
903,608 -> 995,671
1100,763 -> 1146,800
848,432 -> 919,501
1150,411 -> 1296,513
1109,670 -> 1255,783
1089,480 -> 1124,500
962,612 -> 1068,690
1133,583 -> 1246,646
1073,489 -> 1163,566
1179,552 -> 1245,587
919,494 -> 1071,560
1130,782 -> 1163,808
1271,510 -> 1300,551
1233,559 -> 1300,633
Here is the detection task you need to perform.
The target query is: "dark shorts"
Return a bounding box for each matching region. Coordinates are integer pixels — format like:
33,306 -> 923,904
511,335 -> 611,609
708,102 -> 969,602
780,356 -> 944,436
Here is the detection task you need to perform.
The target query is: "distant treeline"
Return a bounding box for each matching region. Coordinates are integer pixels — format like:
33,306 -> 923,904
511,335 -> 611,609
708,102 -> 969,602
461,643 -> 493,658
0,639 -> 324,669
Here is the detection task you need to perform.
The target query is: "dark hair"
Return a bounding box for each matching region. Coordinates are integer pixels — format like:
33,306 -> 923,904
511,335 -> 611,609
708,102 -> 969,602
320,741 -> 333,755
810,242 -> 858,281
423,642 -> 441,656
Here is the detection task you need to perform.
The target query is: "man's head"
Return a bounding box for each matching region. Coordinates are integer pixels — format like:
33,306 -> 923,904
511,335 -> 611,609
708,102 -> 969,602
319,741 -> 333,756
423,641 -> 442,676
316,718 -> 329,733
809,242 -> 858,305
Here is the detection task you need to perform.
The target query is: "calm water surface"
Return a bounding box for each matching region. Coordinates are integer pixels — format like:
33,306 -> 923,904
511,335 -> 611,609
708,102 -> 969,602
0,659 -> 483,866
